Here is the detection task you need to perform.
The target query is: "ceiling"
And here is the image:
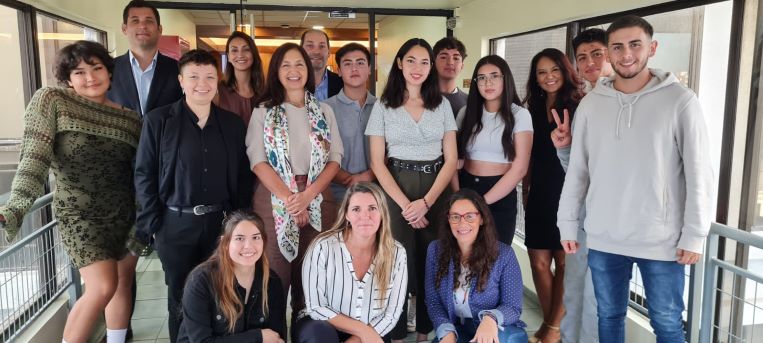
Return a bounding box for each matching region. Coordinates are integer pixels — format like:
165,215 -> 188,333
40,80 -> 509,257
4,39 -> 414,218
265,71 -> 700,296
187,10 -> 382,29
157,0 -> 475,10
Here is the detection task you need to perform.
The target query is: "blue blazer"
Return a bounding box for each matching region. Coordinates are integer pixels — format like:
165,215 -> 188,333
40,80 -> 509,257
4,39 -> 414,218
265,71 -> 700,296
425,241 -> 525,339
108,51 -> 182,116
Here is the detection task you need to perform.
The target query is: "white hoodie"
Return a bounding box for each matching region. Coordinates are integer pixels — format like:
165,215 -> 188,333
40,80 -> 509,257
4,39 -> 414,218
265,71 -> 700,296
557,69 -> 714,261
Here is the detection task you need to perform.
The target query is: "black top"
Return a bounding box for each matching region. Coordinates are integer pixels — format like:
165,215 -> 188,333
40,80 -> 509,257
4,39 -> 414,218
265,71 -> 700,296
107,51 -> 183,117
177,264 -> 287,342
167,102 -> 229,207
327,70 -> 344,99
134,99 -> 253,245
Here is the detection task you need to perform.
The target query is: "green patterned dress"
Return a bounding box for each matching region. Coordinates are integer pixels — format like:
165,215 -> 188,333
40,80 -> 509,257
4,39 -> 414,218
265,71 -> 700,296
0,87 -> 141,267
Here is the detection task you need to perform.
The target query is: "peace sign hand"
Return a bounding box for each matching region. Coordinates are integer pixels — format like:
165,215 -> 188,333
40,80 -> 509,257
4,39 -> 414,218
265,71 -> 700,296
550,108 -> 572,148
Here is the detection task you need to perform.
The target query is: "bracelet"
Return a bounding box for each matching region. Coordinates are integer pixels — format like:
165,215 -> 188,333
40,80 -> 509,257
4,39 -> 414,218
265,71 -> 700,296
422,198 -> 430,210
482,312 -> 498,324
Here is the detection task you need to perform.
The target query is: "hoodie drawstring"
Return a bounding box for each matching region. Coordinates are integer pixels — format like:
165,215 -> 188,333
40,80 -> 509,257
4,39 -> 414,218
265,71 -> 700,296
615,93 -> 642,139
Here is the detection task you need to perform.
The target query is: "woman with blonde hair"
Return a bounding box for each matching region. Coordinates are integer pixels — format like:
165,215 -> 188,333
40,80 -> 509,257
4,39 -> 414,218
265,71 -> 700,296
177,210 -> 287,342
295,182 -> 408,343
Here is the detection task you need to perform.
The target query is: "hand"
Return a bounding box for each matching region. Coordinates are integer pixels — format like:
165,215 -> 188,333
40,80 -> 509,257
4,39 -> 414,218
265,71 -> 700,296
440,332 -> 457,343
550,108 -> 572,148
344,336 -> 362,343
410,216 -> 429,229
402,199 -> 429,223
261,328 -> 285,343
295,210 -> 309,227
561,240 -> 579,254
348,171 -> 374,186
286,191 -> 312,215
470,316 -> 499,343
358,326 -> 384,343
676,249 -> 702,265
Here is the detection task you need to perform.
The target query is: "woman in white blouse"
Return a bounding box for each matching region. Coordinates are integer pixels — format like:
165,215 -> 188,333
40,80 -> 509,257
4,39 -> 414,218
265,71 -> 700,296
454,55 -> 533,245
365,38 -> 458,341
297,182 -> 408,343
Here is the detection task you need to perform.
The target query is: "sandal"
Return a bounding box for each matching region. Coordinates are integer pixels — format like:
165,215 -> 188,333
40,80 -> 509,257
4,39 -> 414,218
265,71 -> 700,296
539,322 -> 561,343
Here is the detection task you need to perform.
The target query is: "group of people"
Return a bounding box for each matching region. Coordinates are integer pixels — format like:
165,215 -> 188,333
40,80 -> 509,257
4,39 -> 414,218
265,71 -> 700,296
0,1 -> 713,343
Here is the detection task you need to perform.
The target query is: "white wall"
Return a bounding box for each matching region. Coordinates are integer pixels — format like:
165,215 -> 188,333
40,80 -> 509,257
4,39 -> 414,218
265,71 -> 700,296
376,15 -> 446,92
453,0 -> 674,78
159,9 -> 198,49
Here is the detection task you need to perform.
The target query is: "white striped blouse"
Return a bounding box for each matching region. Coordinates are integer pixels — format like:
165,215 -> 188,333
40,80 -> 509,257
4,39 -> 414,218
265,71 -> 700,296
301,232 -> 408,336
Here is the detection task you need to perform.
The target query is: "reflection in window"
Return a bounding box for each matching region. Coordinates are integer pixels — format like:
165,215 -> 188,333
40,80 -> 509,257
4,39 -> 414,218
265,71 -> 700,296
36,13 -> 106,88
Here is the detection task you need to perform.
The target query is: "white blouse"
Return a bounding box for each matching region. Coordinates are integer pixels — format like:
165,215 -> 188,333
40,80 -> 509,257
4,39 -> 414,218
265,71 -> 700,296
302,232 -> 408,336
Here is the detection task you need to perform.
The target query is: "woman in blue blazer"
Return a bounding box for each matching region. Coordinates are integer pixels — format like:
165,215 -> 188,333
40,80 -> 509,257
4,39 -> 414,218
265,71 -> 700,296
425,189 -> 527,343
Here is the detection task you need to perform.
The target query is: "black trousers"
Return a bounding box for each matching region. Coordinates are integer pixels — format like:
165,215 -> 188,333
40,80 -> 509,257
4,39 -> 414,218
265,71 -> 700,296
459,170 -> 518,245
154,209 -> 224,343
293,317 -> 393,343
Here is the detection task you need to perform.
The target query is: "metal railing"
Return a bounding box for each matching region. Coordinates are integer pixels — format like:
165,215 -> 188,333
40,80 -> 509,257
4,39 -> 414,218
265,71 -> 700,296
699,223 -> 763,343
0,193 -> 79,342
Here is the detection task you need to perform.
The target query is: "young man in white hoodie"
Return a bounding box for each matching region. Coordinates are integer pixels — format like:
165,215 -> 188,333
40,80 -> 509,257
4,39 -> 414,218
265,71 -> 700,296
556,15 -> 713,342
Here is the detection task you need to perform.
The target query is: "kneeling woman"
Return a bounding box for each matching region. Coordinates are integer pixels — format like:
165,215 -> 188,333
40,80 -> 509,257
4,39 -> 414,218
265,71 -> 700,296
296,182 -> 408,343
425,189 -> 527,343
177,211 -> 287,342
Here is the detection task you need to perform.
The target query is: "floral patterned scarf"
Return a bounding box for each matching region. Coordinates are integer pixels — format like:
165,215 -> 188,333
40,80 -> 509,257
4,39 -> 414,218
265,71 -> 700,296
263,91 -> 331,262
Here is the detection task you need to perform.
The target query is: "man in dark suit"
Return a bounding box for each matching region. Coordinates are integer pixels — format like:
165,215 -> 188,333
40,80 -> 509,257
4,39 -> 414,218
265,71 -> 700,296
108,0 -> 182,116
300,29 -> 343,101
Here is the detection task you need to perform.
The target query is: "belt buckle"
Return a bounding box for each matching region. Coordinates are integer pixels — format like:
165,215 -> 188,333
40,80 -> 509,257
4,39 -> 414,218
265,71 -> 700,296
422,164 -> 432,173
193,205 -> 206,215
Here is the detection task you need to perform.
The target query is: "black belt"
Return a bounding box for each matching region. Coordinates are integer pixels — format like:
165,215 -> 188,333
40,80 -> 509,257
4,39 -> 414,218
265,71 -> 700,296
388,157 -> 444,174
167,204 -> 224,215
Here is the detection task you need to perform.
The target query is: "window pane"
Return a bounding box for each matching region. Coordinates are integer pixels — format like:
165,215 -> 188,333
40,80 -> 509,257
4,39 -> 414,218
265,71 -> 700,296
36,13 -> 106,88
0,5 -> 26,185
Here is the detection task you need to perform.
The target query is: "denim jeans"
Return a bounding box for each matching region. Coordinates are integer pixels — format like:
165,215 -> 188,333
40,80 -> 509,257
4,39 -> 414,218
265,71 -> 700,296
431,319 -> 528,343
588,249 -> 686,343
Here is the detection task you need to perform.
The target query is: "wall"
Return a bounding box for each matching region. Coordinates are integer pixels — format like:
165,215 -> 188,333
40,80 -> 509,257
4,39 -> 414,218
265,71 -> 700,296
376,15 -> 446,91
453,0 -> 673,78
159,9 -> 198,49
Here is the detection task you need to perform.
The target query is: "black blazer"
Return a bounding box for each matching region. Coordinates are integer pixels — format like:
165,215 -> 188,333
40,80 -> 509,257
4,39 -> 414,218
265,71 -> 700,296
177,264 -> 287,342
327,70 -> 343,99
134,99 -> 253,244
108,51 -> 183,116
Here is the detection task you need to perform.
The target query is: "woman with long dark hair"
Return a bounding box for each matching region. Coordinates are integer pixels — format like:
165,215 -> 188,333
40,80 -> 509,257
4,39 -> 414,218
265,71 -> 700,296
365,38 -> 458,342
295,182 -> 407,343
425,189 -> 527,343
216,31 -> 265,126
522,48 -> 583,343
177,211 -> 286,342
246,42 -> 343,327
0,40 -> 142,343
454,55 -> 533,245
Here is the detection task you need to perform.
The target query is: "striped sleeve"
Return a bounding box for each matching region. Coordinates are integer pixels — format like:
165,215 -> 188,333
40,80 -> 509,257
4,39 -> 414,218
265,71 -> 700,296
0,88 -> 59,239
370,243 -> 408,336
302,238 -> 340,320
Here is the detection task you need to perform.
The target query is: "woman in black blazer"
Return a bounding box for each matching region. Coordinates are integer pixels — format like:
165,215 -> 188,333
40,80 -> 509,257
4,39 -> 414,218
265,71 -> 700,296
177,210 -> 287,342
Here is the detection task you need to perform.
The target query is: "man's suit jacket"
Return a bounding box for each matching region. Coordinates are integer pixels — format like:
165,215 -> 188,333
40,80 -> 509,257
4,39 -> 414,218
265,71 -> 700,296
108,51 -> 183,116
327,70 -> 343,99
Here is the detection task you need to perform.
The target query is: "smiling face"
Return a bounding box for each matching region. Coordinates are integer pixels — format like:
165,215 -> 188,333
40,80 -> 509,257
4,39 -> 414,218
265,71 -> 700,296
536,56 -> 563,95
228,220 -> 264,268
338,50 -> 370,88
448,199 -> 483,248
122,7 -> 162,50
301,31 -> 329,73
68,57 -> 111,103
345,192 -> 382,240
607,26 -> 657,80
435,48 -> 464,81
476,63 -> 504,104
397,45 -> 431,87
227,37 -> 254,72
575,41 -> 613,84
278,48 -> 309,93
178,63 -> 218,106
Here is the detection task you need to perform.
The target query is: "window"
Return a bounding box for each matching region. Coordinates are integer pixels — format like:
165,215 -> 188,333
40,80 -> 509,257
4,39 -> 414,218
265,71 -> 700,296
0,4 -> 27,155
36,13 -> 107,88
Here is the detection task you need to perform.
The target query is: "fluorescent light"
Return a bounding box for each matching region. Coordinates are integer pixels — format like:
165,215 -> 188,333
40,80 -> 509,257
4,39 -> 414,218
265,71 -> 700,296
312,25 -> 324,30
203,37 -> 375,48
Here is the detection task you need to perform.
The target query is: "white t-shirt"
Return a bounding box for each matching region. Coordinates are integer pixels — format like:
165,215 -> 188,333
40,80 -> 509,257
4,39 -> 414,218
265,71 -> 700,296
456,103 -> 533,163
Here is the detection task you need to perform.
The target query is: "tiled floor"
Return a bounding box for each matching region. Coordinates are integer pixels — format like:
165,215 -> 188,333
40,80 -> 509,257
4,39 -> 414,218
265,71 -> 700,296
130,253 -> 545,342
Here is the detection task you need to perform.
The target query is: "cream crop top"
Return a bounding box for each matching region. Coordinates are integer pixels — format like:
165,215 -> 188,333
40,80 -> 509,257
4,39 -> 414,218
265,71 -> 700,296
456,104 -> 533,163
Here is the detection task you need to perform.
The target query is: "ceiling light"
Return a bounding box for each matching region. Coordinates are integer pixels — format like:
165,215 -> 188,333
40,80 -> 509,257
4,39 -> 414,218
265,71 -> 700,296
312,25 -> 324,30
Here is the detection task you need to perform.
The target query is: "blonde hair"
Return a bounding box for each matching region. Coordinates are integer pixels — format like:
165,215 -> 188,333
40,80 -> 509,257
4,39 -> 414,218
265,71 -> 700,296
200,211 -> 270,333
309,182 -> 396,306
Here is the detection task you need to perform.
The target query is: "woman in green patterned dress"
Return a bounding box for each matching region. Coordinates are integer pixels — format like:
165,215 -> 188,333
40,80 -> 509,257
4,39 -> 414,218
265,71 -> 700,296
0,41 -> 142,343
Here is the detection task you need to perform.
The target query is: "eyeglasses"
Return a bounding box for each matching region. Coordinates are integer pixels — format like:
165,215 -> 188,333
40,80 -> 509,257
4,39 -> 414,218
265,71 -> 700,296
474,73 -> 504,86
447,212 -> 481,224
